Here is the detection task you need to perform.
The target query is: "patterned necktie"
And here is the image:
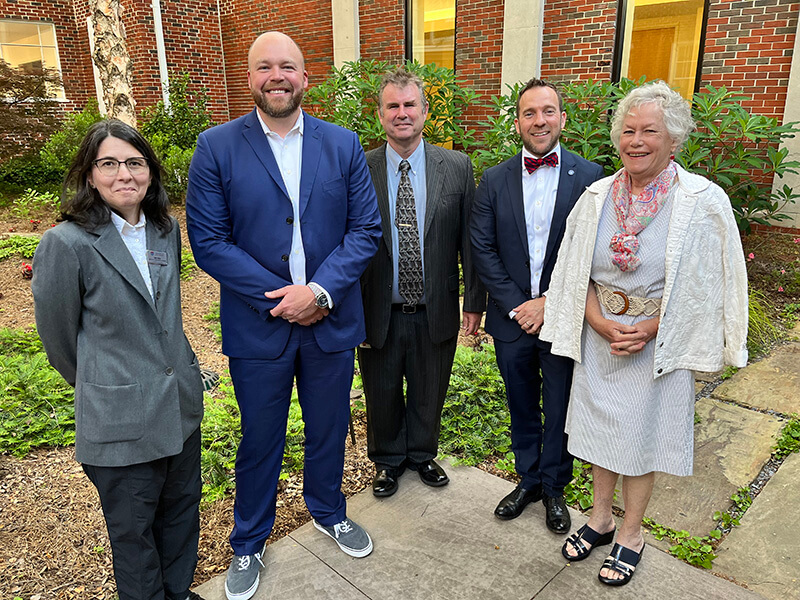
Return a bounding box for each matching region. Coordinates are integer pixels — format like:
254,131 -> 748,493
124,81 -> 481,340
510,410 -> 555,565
524,152 -> 559,173
395,159 -> 423,305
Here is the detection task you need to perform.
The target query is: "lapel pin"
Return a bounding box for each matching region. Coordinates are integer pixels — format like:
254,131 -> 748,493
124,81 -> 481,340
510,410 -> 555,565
568,169 -> 575,176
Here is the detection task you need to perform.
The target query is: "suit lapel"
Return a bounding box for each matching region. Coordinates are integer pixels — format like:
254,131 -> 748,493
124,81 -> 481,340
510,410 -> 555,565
423,142 -> 445,238
241,109 -> 290,200
506,155 -> 529,254
92,221 -> 156,312
544,149 -> 579,266
299,113 -> 322,217
368,144 -> 394,255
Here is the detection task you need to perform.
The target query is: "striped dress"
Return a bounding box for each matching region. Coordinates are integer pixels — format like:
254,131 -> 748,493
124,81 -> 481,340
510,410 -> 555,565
565,186 -> 695,477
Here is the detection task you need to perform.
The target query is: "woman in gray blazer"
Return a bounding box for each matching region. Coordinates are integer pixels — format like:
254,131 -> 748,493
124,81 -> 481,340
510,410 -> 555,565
32,120 -> 205,600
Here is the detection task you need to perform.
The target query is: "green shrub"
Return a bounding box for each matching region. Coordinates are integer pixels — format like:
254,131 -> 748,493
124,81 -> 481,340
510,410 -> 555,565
439,344 -> 511,464
0,235 -> 40,260
0,328 -> 75,457
0,153 -> 61,197
10,188 -> 60,221
306,59 -> 477,151
139,74 -> 214,204
180,247 -> 197,280
39,100 -> 104,180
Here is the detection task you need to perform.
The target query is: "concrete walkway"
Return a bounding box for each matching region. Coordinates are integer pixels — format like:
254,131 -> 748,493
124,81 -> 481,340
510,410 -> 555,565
196,335 -> 800,600
194,462 -> 764,600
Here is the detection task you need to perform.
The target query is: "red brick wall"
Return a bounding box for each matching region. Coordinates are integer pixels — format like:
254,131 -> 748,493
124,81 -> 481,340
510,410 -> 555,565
159,0 -> 229,123
359,0 -> 404,63
702,0 -> 798,118
0,0 -> 94,112
540,0 -> 617,84
218,0 -> 334,119
456,0 -> 504,127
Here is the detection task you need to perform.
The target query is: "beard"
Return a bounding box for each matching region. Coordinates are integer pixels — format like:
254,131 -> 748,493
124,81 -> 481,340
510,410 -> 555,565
251,85 -> 304,119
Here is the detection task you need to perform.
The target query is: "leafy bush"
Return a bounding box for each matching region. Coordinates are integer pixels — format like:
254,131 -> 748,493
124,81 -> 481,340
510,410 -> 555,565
10,188 -> 60,221
0,153 -> 61,197
39,100 -> 104,178
306,59 -> 477,151
439,344 -> 511,464
0,235 -> 40,260
180,247 -> 197,281
0,328 -> 75,457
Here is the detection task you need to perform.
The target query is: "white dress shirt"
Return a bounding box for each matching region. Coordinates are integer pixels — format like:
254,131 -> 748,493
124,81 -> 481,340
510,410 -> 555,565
386,142 -> 427,304
256,111 -> 332,306
111,210 -> 153,299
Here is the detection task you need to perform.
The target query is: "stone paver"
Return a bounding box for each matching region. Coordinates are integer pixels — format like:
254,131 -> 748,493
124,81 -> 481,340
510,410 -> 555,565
713,342 -> 800,415
195,462 -> 765,600
714,451 -> 800,600
616,397 -> 783,535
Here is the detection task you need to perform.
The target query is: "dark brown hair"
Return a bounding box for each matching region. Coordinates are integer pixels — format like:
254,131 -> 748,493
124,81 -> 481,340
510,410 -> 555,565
61,119 -> 172,232
516,78 -> 564,116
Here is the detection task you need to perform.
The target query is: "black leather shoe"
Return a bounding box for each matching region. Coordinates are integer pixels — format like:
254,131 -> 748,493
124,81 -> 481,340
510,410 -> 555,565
372,467 -> 404,497
494,484 -> 543,520
544,494 -> 571,534
412,459 -> 450,487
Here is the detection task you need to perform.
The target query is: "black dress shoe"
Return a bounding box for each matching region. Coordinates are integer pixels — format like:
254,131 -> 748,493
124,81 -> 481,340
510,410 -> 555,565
412,459 -> 449,487
372,467 -> 403,497
543,494 -> 571,534
494,484 -> 543,520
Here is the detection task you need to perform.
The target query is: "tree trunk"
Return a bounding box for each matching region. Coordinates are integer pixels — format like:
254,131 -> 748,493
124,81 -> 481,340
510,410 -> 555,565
90,0 -> 136,126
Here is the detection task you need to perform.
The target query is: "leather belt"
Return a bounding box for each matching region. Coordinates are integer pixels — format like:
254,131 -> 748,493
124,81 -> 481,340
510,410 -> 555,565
392,303 -> 425,314
594,283 -> 661,317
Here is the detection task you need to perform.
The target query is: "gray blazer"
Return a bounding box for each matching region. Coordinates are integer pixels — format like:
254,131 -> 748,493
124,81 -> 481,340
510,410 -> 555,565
32,217 -> 204,467
360,142 -> 486,347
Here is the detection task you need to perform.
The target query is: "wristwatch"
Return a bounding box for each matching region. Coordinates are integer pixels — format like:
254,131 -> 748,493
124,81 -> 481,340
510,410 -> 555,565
308,282 -> 329,309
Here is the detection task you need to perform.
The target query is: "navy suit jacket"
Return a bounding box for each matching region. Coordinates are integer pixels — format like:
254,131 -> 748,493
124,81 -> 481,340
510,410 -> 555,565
186,109 -> 382,359
471,148 -> 604,343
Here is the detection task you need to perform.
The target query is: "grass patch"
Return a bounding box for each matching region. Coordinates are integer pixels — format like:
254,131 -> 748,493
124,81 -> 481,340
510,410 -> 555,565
747,289 -> 782,354
203,301 -> 222,343
0,327 -> 75,457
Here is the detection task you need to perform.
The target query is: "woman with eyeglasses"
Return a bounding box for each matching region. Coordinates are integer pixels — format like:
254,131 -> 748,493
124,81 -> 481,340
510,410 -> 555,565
32,119 -> 205,600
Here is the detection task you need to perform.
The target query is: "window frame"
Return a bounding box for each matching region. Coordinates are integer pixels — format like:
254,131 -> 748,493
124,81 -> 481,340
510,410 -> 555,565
403,0 -> 457,68
611,0 -> 710,97
0,18 -> 65,100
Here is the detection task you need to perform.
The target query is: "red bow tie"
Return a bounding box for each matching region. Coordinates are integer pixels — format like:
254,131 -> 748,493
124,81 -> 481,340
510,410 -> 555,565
524,153 -> 558,173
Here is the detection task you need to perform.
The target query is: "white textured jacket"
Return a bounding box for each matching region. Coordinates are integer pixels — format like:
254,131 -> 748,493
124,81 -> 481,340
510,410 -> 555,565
540,165 -> 748,377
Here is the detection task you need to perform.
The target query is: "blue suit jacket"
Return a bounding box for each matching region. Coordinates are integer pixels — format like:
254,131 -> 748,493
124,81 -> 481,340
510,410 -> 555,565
470,148 -> 604,343
186,109 -> 382,359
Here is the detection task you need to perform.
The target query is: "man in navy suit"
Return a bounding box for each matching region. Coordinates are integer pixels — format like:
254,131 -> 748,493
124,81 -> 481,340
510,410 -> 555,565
470,78 -> 604,535
186,31 -> 381,600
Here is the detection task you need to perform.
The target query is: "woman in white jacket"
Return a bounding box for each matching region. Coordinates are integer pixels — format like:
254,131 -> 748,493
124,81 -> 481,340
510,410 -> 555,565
540,81 -> 748,586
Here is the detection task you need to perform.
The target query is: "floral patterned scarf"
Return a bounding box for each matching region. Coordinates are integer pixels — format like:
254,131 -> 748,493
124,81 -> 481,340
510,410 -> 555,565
609,161 -> 677,272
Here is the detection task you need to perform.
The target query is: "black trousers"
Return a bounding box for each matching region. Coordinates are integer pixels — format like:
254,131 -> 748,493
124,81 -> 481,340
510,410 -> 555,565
359,307 -> 458,468
494,334 -> 574,496
82,427 -> 202,600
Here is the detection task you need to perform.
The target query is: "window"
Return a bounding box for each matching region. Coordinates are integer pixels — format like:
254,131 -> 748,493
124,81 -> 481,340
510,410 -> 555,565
406,0 -> 456,69
615,0 -> 708,99
0,20 -> 64,98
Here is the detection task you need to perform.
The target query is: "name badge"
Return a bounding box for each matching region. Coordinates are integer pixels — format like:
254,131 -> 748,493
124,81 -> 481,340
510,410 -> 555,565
147,250 -> 168,266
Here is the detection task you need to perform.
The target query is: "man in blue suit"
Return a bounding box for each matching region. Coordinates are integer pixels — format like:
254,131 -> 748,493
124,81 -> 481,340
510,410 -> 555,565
471,78 -> 604,535
186,31 -> 381,600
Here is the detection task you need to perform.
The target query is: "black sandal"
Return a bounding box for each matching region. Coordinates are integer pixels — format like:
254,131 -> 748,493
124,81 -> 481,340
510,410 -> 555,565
598,542 -> 644,586
561,524 -> 615,561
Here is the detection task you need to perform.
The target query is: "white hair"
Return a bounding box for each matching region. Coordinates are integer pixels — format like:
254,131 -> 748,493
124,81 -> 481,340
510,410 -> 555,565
610,80 -> 695,151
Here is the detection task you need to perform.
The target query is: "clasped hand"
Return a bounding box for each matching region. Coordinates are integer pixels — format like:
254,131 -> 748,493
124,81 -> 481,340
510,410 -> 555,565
591,317 -> 659,356
514,297 -> 546,335
265,285 -> 328,325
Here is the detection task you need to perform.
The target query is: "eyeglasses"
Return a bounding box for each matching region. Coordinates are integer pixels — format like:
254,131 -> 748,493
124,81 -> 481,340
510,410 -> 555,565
92,157 -> 150,176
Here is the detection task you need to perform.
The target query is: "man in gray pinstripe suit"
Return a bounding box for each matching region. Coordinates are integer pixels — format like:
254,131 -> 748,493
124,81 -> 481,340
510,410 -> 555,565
359,68 -> 486,497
